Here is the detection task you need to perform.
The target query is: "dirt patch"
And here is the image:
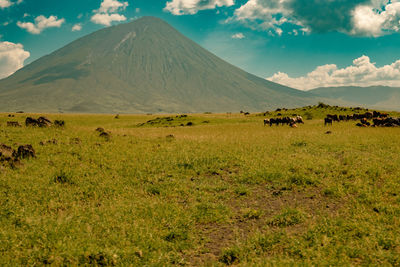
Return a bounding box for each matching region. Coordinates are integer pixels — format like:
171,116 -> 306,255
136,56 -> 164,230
188,184 -> 344,265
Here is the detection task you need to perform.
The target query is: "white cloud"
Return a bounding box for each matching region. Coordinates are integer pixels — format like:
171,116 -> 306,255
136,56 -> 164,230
232,32 -> 245,39
231,0 -> 400,37
352,2 -> 400,37
72,23 -> 82,31
98,0 -> 128,13
164,0 -> 234,15
91,0 -> 128,26
0,0 -> 22,9
0,0 -> 12,8
91,13 -> 126,26
0,41 -> 30,79
17,15 -> 65,34
267,56 -> 400,90
232,0 -> 307,36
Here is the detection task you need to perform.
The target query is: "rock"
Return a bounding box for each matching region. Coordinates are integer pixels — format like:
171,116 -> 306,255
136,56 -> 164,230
95,127 -> 105,133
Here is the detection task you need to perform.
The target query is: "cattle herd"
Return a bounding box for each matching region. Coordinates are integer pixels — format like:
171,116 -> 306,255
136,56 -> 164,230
324,111 -> 400,127
264,116 -> 304,127
263,110 -> 400,128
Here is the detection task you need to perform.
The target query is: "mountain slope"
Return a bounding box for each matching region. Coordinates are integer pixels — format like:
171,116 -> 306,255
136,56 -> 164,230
309,86 -> 400,111
0,16 -> 319,113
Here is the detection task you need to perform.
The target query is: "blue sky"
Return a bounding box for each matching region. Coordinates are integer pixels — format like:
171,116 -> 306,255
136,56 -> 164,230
1,0 -> 400,90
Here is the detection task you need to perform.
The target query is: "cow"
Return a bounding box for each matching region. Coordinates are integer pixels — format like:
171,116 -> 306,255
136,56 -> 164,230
327,114 -> 339,122
324,118 -> 333,126
296,115 -> 304,124
263,118 -> 270,126
7,121 -> 22,127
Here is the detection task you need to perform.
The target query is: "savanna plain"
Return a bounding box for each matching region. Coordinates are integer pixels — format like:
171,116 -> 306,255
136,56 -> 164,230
1,106 -> 400,266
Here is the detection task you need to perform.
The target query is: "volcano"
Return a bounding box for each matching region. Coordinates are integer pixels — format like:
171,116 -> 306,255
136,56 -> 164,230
0,16 -> 319,113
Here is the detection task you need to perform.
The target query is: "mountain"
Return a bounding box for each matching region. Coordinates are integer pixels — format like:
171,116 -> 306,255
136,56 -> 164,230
309,86 -> 400,111
0,16 -> 323,114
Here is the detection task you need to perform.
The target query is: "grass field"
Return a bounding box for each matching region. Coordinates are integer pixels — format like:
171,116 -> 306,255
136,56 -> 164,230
1,106 -> 400,266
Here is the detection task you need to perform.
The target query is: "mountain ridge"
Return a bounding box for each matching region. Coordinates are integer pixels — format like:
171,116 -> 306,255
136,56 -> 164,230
309,85 -> 400,111
0,16 -> 321,113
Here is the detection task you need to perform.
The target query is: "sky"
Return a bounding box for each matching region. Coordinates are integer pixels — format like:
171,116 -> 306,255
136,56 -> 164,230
1,0 -> 400,90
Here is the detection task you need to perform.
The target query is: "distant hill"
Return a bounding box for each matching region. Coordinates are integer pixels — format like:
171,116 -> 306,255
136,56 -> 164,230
0,16 -> 322,114
309,86 -> 400,111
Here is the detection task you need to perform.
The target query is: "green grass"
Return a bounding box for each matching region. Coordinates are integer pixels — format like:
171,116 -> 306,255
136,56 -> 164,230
1,107 -> 400,265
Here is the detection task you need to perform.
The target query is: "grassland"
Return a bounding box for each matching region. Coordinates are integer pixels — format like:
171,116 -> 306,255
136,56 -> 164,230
1,106 -> 400,266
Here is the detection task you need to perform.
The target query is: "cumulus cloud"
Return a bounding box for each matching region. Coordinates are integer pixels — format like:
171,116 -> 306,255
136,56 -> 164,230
91,0 -> 128,26
232,32 -> 245,39
232,0 -> 400,37
164,0 -> 234,15
98,0 -> 128,13
72,23 -> 82,31
0,0 -> 12,8
233,0 -> 303,35
0,41 -> 30,79
91,13 -> 126,26
352,2 -> 400,37
17,15 -> 65,34
267,56 -> 400,90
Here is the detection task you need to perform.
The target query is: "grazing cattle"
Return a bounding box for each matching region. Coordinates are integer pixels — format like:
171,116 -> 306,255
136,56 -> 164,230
54,120 -> 65,127
365,112 -> 373,119
296,115 -> 304,124
265,116 -> 303,127
372,117 -> 400,127
360,118 -> 368,124
380,113 -> 389,118
324,118 -> 333,126
14,145 -> 36,159
7,121 -> 22,127
26,117 -> 53,127
327,114 -> 339,122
